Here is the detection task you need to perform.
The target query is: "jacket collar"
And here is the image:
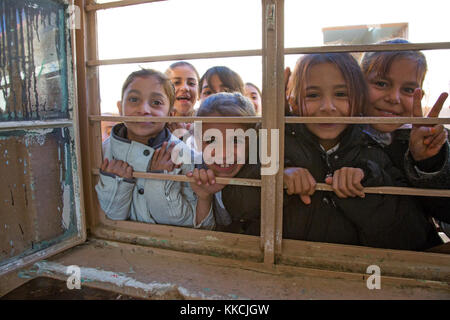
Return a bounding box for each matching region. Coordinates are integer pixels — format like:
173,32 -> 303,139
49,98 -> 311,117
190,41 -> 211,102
111,123 -> 171,148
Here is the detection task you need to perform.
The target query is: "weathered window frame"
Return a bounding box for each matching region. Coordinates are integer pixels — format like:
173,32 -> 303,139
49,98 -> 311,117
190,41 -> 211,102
77,0 -> 450,282
0,0 -> 86,277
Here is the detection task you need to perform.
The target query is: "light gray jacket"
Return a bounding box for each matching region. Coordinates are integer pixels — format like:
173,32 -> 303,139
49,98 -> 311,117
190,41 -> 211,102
95,124 -> 215,229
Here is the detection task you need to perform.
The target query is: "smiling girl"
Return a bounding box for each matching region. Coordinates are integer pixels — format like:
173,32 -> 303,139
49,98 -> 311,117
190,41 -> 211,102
283,53 -> 441,250
95,69 -> 214,229
361,39 -> 450,236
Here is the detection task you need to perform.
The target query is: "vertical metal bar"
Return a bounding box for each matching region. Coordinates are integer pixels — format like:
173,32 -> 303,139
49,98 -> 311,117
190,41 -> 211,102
76,0 -> 102,230
261,0 -> 284,265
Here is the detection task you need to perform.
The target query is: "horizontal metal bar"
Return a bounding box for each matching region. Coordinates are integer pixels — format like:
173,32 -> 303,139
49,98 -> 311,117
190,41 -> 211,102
92,169 -> 449,197
315,183 -> 450,198
85,0 -> 165,12
87,42 -> 450,67
89,115 -> 262,123
92,169 -> 262,187
87,49 -> 262,67
0,119 -> 73,131
285,42 -> 450,55
91,115 -> 450,125
285,117 -> 450,125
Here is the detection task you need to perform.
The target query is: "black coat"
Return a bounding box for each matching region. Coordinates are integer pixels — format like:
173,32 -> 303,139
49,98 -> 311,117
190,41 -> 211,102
364,127 -> 450,224
223,124 -> 442,251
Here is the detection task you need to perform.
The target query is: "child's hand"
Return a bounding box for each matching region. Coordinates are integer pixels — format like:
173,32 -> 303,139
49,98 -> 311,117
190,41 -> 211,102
187,168 -> 225,199
150,141 -> 182,172
283,167 -> 316,205
409,89 -> 449,162
101,158 -> 133,179
325,167 -> 365,198
167,122 -> 191,138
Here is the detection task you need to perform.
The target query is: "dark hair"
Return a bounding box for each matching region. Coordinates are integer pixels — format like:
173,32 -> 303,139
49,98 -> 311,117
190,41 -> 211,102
121,68 -> 175,110
165,61 -> 200,81
290,53 -> 367,116
199,66 -> 245,97
360,39 -> 428,87
245,82 -> 262,97
197,92 -> 256,128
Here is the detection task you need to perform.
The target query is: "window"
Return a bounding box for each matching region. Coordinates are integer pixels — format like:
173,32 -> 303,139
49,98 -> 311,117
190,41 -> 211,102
3,0 -> 447,284
0,0 -> 85,275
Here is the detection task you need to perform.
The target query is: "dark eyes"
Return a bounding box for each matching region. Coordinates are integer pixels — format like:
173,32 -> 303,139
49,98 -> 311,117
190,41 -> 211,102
374,80 -> 388,88
335,91 -> 348,97
128,96 -> 139,103
403,87 -> 416,94
202,90 -> 213,96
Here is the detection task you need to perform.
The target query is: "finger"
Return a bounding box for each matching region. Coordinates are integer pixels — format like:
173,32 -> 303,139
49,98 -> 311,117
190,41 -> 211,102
284,171 -> 295,195
284,67 -> 291,89
300,170 -> 311,196
206,169 -> 216,185
426,92 -> 448,118
101,158 -> 108,171
164,142 -> 176,161
192,168 -> 201,185
351,169 -> 365,197
332,170 -> 346,198
345,170 -> 359,197
325,176 -> 333,185
412,88 -> 423,118
125,166 -> 133,179
300,194 -> 311,205
424,125 -> 444,144
307,171 -> 316,196
186,171 -> 193,177
428,131 -> 447,150
199,169 -> 209,185
338,168 -> 353,197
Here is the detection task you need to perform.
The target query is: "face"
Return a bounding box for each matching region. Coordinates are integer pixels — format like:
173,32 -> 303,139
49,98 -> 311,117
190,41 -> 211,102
200,121 -> 248,178
298,62 -> 351,151
117,76 -> 170,144
200,74 -> 232,102
169,65 -> 198,115
245,84 -> 262,115
365,58 -> 422,132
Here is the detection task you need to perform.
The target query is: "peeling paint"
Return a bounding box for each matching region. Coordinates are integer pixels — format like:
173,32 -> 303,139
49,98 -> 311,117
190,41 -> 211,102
61,184 -> 70,230
30,261 -> 239,300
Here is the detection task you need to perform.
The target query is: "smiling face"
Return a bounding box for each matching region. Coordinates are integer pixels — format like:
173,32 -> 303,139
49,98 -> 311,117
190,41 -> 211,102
200,74 -> 232,102
201,121 -> 248,178
168,65 -> 198,115
244,84 -> 262,115
366,57 -> 422,132
117,76 -> 170,144
298,62 -> 351,151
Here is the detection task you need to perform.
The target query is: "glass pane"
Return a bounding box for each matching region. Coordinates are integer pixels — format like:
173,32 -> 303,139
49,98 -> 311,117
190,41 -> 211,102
285,0 -> 450,48
0,0 -> 70,121
0,127 -> 80,267
285,49 -> 450,121
99,56 -> 262,115
96,0 -> 262,60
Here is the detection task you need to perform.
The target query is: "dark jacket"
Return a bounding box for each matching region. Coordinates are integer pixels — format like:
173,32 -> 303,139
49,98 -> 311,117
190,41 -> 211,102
363,126 -> 450,224
283,124 -> 442,250
222,124 -> 441,250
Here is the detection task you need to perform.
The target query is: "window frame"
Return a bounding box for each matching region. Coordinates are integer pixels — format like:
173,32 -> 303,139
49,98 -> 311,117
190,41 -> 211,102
76,0 -> 450,283
0,0 -> 87,277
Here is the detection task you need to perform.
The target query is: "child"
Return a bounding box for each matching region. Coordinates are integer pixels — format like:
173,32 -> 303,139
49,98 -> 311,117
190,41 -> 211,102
283,52 -> 441,250
244,82 -> 262,115
360,39 -> 450,230
165,61 -> 199,136
185,92 -> 261,235
198,66 -> 245,103
95,68 -> 214,229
